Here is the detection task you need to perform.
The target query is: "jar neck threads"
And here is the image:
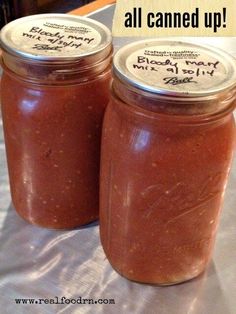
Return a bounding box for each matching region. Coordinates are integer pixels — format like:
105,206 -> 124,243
112,73 -> 236,118
1,46 -> 112,85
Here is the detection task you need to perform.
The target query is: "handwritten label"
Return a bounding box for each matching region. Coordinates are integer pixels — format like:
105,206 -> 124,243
12,19 -> 102,57
126,44 -> 228,93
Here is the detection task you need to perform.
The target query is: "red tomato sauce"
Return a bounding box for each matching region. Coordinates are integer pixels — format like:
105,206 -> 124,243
1,67 -> 111,228
100,93 -> 235,284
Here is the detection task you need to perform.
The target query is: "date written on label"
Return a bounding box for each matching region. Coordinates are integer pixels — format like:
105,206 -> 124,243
22,25 -> 96,52
131,55 -> 221,85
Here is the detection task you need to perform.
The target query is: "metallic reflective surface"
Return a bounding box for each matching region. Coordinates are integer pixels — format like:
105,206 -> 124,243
0,5 -> 236,314
112,39 -> 236,97
0,14 -> 112,62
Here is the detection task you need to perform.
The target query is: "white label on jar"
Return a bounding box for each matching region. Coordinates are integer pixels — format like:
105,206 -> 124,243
11,17 -> 102,57
126,44 -> 231,94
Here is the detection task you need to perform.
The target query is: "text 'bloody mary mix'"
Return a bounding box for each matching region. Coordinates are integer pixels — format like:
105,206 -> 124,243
0,14 -> 112,228
100,40 -> 236,285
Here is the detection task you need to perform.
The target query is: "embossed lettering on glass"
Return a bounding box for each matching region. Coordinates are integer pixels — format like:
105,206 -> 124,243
99,40 -> 236,285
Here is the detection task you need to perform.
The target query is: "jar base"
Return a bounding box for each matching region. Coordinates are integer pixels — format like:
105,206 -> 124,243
108,259 -> 206,286
14,206 -> 98,230
100,239 -> 207,286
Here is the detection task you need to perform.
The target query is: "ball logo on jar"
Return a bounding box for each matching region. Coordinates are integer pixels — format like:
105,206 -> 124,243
140,171 -> 224,225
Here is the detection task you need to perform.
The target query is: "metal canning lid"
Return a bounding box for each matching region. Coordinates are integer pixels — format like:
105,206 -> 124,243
113,40 -> 236,97
0,14 -> 112,62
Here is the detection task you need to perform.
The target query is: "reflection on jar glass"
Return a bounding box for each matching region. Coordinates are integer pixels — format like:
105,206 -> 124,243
100,40 -> 236,285
0,14 -> 112,229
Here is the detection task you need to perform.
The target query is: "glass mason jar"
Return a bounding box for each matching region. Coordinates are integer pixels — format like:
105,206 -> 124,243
100,40 -> 236,285
0,14 -> 112,229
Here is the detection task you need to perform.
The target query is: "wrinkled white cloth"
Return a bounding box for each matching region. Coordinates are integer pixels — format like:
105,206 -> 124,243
0,5 -> 236,314
0,91 -> 236,314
